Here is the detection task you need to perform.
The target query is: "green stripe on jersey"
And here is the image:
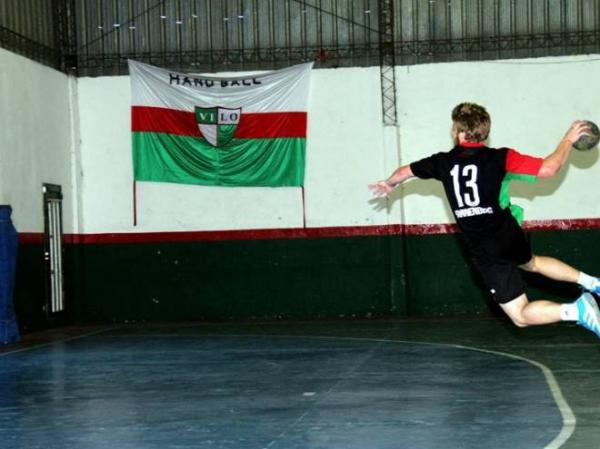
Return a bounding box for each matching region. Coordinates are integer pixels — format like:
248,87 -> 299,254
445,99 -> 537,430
499,172 -> 538,225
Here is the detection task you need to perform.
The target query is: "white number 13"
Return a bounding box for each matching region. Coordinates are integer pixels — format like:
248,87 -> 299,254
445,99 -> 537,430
450,164 -> 480,207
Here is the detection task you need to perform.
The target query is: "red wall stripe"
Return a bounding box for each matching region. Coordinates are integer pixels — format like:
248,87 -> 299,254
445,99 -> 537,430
19,233 -> 44,244
131,106 -> 307,139
17,218 -> 600,245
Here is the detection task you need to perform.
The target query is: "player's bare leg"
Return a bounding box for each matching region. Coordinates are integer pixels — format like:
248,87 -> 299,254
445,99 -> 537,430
520,254 -> 600,293
501,294 -> 562,327
501,291 -> 600,339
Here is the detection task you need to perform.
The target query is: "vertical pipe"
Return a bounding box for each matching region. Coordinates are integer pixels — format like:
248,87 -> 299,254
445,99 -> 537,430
222,0 -> 229,67
55,201 -> 63,312
545,0 -> 550,35
54,203 -> 58,312
428,0 -> 434,41
128,0 -> 135,61
301,0 -> 307,61
56,201 -> 64,311
494,0 -> 499,59
349,0 -> 354,65
112,0 -> 120,69
285,0 -> 291,65
207,0 -> 214,71
253,0 -> 260,63
239,0 -> 245,68
82,0 -> 89,64
98,0 -> 105,69
318,0 -> 323,55
160,0 -> 166,66
478,0 -> 483,58
333,0 -> 339,57
133,181 -> 138,226
177,0 -> 182,69
365,0 -> 370,62
52,202 -> 61,312
190,0 -> 197,64
49,202 -> 56,313
596,0 -> 600,53
445,0 -> 451,61
301,187 -> 306,228
267,0 -> 273,63
527,0 -> 533,57
145,0 -> 152,64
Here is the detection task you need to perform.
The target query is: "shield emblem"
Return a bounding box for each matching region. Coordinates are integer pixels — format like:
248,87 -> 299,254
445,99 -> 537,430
195,106 -> 242,147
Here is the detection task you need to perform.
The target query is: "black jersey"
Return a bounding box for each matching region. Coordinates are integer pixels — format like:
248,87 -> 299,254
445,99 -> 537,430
410,143 -> 543,241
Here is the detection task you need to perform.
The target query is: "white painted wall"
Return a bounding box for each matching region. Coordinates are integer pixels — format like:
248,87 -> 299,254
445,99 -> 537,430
0,48 -> 76,233
6,49 -> 600,234
394,55 -> 600,225
78,54 -> 600,233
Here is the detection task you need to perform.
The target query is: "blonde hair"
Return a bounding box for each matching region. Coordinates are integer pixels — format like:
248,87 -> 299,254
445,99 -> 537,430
451,102 -> 491,142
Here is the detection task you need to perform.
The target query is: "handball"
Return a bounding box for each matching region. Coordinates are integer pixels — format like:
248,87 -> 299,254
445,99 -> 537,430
573,120 -> 600,151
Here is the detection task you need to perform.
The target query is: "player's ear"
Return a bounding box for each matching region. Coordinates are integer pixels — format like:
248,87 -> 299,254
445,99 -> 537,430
451,123 -> 458,140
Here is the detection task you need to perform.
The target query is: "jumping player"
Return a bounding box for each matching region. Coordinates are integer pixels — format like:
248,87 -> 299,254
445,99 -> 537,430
370,103 -> 600,338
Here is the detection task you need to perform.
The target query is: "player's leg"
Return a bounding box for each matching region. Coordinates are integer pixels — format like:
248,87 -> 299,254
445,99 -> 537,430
520,254 -> 600,293
500,293 -> 562,327
474,259 -> 561,326
477,257 -> 600,337
501,291 -> 600,338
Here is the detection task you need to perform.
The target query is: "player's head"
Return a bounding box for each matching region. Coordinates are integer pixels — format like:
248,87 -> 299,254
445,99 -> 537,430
451,102 -> 490,144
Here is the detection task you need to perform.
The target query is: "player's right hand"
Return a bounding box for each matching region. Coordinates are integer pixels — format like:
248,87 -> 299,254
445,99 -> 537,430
564,120 -> 591,144
369,181 -> 394,197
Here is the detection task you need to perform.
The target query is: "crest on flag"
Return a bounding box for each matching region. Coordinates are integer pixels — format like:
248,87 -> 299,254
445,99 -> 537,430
195,106 -> 242,147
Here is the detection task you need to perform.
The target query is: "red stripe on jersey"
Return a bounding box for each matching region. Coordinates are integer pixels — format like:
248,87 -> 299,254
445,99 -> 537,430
506,148 -> 543,176
459,141 -> 486,148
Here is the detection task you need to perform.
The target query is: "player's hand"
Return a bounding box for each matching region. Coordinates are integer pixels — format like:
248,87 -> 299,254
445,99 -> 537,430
564,120 -> 591,144
369,181 -> 394,197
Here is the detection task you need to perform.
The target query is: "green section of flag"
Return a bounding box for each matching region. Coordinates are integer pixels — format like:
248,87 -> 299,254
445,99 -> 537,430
499,172 -> 537,225
217,125 -> 237,147
132,132 -> 305,186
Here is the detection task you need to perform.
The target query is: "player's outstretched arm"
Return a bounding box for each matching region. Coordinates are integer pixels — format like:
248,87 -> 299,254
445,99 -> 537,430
369,165 -> 415,197
538,121 -> 590,178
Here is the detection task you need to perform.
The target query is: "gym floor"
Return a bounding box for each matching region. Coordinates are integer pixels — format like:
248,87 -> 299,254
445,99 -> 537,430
1,318 -> 598,449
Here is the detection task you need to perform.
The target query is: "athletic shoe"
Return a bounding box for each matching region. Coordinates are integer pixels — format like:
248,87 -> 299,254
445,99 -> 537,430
576,292 -> 600,339
590,278 -> 600,295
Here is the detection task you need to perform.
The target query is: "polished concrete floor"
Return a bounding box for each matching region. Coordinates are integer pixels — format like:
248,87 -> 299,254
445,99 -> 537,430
1,319 -> 599,449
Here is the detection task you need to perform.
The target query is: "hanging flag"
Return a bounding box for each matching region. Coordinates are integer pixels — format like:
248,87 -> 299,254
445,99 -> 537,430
129,60 -> 313,187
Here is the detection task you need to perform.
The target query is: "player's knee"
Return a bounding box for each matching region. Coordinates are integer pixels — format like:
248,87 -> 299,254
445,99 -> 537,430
520,256 -> 538,273
510,316 -> 530,328
501,294 -> 530,327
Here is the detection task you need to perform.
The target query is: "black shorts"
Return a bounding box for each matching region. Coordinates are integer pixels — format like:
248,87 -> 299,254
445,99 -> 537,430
467,219 -> 533,304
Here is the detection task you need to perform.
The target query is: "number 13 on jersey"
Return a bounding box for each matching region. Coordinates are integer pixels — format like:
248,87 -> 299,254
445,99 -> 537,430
450,164 -> 480,208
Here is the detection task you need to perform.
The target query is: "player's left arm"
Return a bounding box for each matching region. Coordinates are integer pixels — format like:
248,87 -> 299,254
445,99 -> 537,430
539,120 -> 590,178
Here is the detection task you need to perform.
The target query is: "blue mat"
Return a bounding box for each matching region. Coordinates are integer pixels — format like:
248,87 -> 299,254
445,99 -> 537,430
0,205 -> 20,344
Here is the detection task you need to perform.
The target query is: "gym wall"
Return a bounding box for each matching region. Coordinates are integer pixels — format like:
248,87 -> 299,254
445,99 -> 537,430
5,46 -> 600,327
0,47 -> 76,329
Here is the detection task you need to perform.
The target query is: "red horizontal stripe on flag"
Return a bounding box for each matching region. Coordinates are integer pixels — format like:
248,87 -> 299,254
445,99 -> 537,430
131,106 -> 306,139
